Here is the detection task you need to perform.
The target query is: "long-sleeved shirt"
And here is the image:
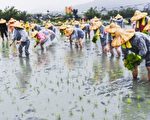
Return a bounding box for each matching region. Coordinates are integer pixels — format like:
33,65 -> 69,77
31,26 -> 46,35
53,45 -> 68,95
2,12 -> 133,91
48,26 -> 56,33
113,18 -> 124,28
12,28 -> 29,42
83,24 -> 90,33
36,32 -> 47,43
34,25 -> 42,31
40,29 -> 56,41
71,28 -> 84,40
122,32 -> 150,59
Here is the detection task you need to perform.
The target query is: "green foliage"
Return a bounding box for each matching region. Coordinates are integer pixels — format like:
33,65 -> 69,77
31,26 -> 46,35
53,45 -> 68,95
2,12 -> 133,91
84,7 -> 101,19
92,34 -> 99,43
84,7 -> 136,20
0,6 -> 31,21
124,53 -> 142,71
101,8 -> 136,20
119,8 -> 135,18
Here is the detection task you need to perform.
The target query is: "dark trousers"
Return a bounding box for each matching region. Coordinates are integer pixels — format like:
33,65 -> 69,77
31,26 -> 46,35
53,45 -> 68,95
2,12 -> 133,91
1,31 -> 8,40
18,40 -> 30,56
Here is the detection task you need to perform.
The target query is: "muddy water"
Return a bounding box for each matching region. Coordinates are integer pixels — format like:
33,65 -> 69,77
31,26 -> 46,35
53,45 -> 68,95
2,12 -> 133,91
0,36 -> 149,120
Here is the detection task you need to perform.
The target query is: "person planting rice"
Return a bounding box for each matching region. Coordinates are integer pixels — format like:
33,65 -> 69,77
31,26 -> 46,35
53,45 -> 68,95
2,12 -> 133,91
64,25 -> 84,49
42,27 -> 56,41
8,18 -> 16,39
90,20 -> 107,53
113,14 -> 125,28
111,28 -> 150,81
104,23 -> 121,57
10,21 -> 30,58
59,24 -> 67,36
80,23 -> 91,40
131,10 -> 149,33
31,30 -> 48,50
0,19 -> 8,41
45,23 -> 56,33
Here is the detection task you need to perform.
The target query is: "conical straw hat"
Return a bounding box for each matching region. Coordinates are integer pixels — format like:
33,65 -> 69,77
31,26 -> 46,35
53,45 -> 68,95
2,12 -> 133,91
115,14 -> 123,19
73,21 -> 80,25
31,31 -> 38,38
30,23 -> 36,29
45,23 -> 53,29
91,16 -> 100,23
0,19 -> 6,24
59,24 -> 67,30
80,24 -> 86,29
90,21 -> 102,30
111,29 -> 135,47
131,10 -> 148,22
64,25 -> 74,37
105,22 -> 121,33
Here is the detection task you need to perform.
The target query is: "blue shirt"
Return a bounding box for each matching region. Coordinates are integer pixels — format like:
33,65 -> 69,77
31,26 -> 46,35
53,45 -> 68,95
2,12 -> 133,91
122,32 -> 150,59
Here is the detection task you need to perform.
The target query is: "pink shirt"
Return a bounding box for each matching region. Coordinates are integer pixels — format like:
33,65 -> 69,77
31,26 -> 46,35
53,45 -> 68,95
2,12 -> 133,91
36,32 -> 47,43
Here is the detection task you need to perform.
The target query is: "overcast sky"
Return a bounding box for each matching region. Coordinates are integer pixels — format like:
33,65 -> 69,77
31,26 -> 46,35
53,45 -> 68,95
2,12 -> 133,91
0,0 -> 93,13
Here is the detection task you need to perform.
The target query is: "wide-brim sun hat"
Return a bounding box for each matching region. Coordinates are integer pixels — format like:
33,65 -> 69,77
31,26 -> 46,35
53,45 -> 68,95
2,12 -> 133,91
64,26 -> 74,37
131,10 -> 148,22
105,22 -> 121,33
11,21 -> 24,29
73,21 -> 80,25
80,24 -> 86,29
59,24 -> 67,30
45,23 -> 53,29
30,23 -> 36,29
31,31 -> 38,38
91,16 -> 100,23
144,20 -> 150,31
90,21 -> 102,30
111,29 -> 135,47
115,14 -> 123,19
0,19 -> 6,24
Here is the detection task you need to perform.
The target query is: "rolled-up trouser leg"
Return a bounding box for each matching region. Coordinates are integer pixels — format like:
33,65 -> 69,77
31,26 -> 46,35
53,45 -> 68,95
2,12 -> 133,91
18,43 -> 23,56
25,40 -> 30,56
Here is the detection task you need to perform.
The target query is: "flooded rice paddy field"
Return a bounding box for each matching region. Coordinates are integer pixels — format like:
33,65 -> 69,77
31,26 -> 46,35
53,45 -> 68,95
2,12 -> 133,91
0,36 -> 149,120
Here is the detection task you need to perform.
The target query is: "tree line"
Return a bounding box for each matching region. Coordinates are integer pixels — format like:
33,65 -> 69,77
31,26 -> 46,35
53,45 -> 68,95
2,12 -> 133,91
0,6 -> 31,21
0,6 -> 149,23
84,7 -> 150,20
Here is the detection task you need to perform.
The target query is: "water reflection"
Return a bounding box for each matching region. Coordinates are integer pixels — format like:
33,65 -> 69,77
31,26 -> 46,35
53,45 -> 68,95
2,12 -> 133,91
35,50 -> 50,68
65,48 -> 84,70
1,41 -> 9,58
121,82 -> 150,120
0,36 -> 149,119
15,58 -> 32,92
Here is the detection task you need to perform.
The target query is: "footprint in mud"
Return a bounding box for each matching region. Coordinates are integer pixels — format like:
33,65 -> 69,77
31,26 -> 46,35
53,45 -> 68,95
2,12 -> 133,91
25,117 -> 47,120
24,109 -> 36,114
